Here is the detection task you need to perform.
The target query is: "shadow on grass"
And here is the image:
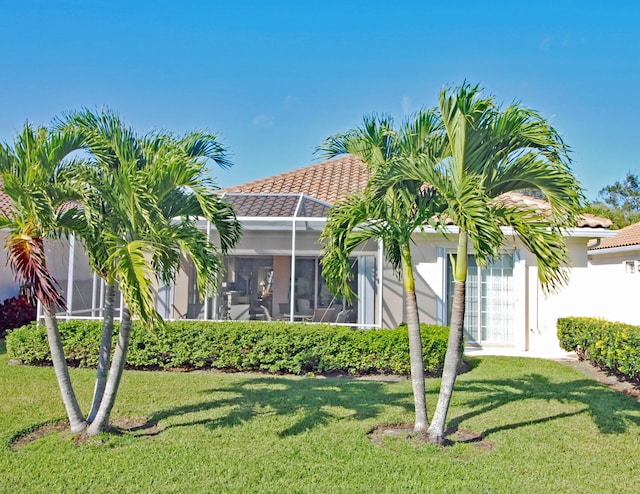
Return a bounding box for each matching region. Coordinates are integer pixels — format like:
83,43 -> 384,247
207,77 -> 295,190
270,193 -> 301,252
0,339 -> 6,355
447,372 -> 640,437
150,376 -> 412,437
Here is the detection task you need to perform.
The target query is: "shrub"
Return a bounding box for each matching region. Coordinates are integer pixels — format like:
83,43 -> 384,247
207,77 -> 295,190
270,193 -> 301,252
6,320 -> 450,376
558,317 -> 640,382
0,295 -> 36,338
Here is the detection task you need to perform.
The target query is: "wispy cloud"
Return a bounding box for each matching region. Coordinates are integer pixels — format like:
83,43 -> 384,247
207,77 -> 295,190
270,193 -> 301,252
252,115 -> 275,128
540,36 -> 552,51
401,95 -> 413,114
283,95 -> 299,107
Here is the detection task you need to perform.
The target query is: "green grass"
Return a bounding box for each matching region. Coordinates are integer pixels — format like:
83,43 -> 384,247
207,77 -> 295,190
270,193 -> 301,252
1,339 -> 640,493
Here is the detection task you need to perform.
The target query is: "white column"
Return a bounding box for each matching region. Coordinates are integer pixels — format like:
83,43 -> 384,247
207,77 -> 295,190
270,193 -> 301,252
289,218 -> 296,322
66,234 -> 75,321
91,272 -> 98,318
377,239 -> 384,329
203,219 -> 211,321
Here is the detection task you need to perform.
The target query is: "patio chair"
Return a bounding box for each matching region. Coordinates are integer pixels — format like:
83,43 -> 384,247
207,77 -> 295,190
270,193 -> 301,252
334,309 -> 353,324
311,308 -> 336,323
297,298 -> 312,315
278,302 -> 291,317
259,305 -> 273,322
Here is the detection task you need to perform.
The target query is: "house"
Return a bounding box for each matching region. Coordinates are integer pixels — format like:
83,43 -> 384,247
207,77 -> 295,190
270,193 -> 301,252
201,155 -> 614,356
0,155 -> 616,356
573,221 -> 640,326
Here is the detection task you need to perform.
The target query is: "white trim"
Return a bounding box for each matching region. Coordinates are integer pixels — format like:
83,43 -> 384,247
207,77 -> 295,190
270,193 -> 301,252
436,247 -> 446,325
589,244 -> 640,255
416,225 -> 614,238
377,239 -> 383,329
204,219 -> 211,321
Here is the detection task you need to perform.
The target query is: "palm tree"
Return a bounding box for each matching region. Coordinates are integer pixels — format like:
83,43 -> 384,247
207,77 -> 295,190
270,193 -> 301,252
393,83 -> 584,443
58,109 -> 241,435
317,112 -> 445,434
0,124 -> 87,432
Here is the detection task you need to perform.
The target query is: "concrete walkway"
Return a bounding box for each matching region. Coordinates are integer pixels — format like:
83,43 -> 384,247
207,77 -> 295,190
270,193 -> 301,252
464,346 -> 577,360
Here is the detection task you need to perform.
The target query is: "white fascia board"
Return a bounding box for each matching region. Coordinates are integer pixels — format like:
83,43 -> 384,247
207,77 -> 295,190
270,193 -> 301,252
562,228 -> 617,238
414,225 -> 616,238
588,244 -> 640,256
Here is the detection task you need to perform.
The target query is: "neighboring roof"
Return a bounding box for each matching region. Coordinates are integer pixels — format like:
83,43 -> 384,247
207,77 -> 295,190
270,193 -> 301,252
220,154 -> 369,205
590,221 -> 640,250
222,155 -> 612,228
497,192 -> 613,229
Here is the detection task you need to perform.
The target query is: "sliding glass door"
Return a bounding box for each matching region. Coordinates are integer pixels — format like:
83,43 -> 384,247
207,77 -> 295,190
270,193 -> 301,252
447,254 -> 514,344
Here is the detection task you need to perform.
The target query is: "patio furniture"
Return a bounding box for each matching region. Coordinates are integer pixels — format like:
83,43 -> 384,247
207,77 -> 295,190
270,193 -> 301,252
297,298 -> 312,315
259,305 -> 272,321
335,309 -> 353,324
311,308 -> 336,322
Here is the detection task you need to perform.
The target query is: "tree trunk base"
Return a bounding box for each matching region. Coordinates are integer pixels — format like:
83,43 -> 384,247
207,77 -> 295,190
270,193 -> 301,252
70,421 -> 87,433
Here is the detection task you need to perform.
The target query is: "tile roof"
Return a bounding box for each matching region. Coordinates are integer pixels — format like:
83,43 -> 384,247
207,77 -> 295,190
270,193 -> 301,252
590,221 -> 640,250
221,154 -> 369,205
222,156 -> 612,228
223,194 -> 330,218
0,178 -> 12,217
496,192 -> 613,229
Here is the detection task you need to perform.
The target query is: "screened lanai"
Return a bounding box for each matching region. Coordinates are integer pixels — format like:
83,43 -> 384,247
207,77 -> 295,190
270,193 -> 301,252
199,193 -> 383,327
42,193 -> 384,329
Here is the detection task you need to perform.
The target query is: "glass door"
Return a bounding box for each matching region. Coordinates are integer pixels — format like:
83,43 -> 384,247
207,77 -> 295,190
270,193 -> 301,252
447,254 -> 514,344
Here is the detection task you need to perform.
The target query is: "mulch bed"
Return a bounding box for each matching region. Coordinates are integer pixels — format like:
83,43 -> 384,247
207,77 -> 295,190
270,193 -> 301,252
554,357 -> 640,401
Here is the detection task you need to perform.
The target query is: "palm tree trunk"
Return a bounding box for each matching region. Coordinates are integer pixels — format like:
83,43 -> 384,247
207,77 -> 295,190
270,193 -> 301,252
428,232 -> 468,444
43,307 -> 86,433
87,306 -> 131,436
402,245 -> 429,434
87,283 -> 116,423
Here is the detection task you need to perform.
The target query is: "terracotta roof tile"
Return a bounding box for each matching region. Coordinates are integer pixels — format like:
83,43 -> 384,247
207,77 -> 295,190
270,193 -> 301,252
222,156 -> 612,228
223,194 -> 330,218
0,178 -> 12,217
496,191 -> 612,228
221,155 -> 369,204
590,221 -> 640,250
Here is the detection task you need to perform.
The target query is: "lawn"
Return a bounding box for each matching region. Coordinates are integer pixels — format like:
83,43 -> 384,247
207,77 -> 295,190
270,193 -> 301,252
1,340 -> 639,493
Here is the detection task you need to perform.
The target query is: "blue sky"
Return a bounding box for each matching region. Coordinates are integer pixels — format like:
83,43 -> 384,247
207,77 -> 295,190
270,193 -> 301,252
1,1 -> 638,200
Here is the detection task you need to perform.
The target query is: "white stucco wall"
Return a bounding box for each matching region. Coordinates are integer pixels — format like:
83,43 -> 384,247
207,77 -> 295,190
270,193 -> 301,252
578,249 -> 640,325
407,232 -> 606,356
526,237 -> 598,355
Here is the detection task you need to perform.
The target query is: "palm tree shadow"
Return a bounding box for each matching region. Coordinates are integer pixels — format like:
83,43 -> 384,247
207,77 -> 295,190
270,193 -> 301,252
149,376 -> 412,437
446,371 -> 640,438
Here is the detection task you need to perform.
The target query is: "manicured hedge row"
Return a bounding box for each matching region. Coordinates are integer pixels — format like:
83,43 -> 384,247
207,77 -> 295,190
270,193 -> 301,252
558,317 -> 640,382
6,320 -> 450,376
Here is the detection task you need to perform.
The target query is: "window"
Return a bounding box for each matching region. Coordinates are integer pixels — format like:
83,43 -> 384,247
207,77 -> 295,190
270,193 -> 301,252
624,260 -> 639,274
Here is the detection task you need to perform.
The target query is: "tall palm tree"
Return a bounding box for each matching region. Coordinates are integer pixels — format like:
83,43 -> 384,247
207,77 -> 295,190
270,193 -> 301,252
393,83 -> 584,443
317,112 -> 445,434
0,124 -> 87,432
58,109 -> 241,435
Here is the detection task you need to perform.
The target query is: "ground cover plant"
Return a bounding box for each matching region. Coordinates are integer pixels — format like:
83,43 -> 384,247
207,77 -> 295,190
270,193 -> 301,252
2,339 -> 640,493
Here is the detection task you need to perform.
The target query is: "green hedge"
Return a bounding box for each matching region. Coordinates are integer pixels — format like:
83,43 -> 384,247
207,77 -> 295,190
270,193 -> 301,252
6,320 -> 450,376
558,317 -> 640,382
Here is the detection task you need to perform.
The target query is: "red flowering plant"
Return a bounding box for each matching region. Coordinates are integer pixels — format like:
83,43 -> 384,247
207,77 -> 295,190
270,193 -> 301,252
0,294 -> 36,338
